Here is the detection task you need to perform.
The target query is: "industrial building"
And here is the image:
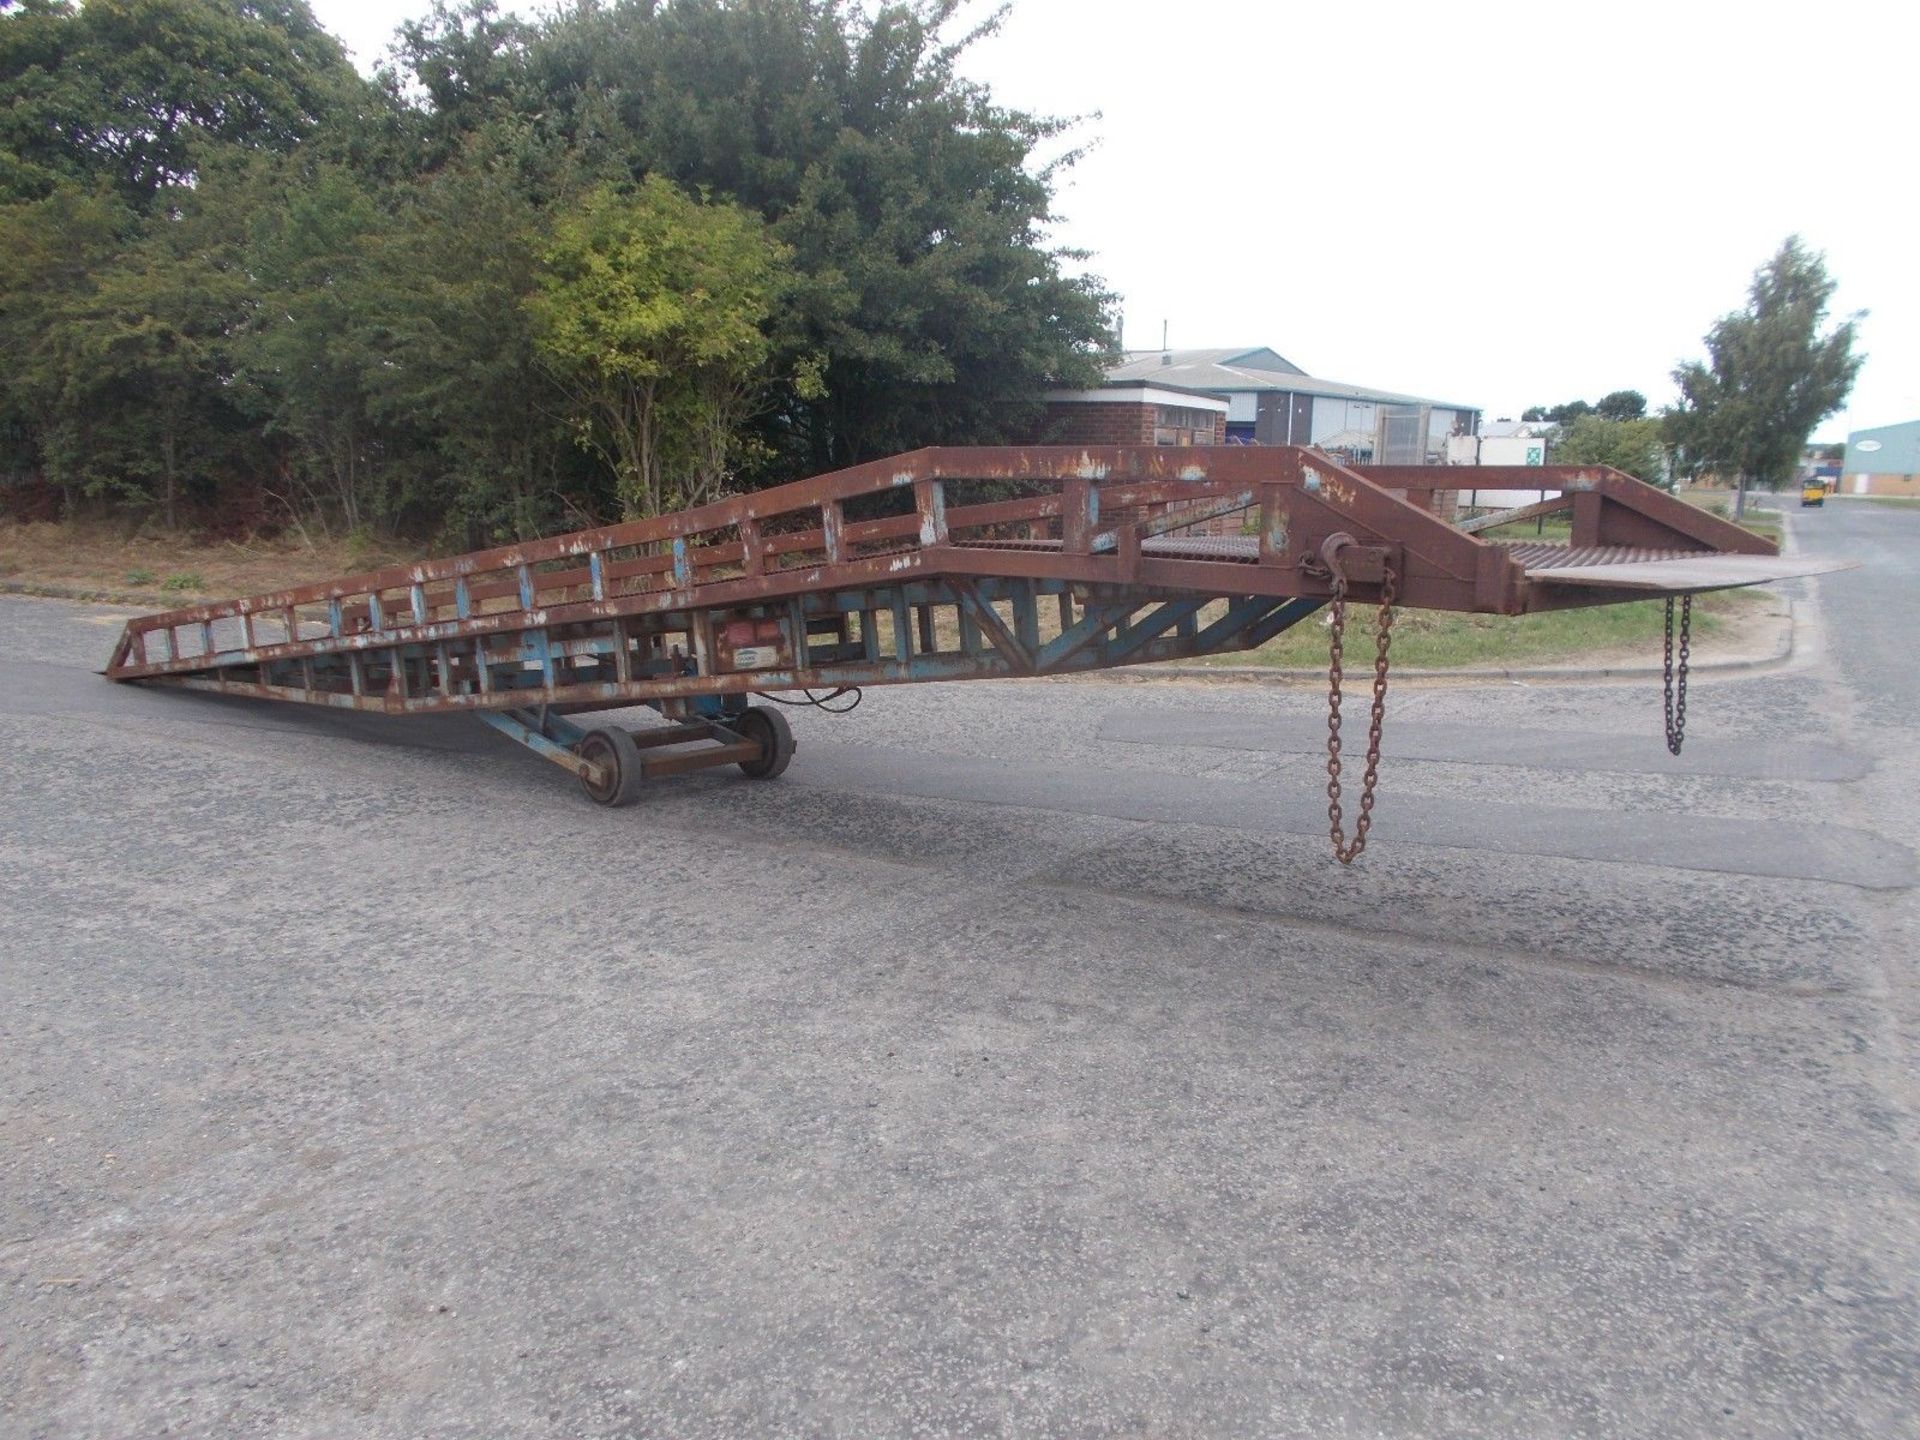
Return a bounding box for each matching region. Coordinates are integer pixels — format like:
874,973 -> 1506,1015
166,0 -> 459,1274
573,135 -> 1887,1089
1841,419 -> 1920,495
1042,347 -> 1480,465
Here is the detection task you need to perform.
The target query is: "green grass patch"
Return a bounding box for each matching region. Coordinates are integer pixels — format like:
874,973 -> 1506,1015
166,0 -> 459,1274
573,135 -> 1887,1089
1479,517 -> 1573,541
159,571 -> 205,593
1472,507 -> 1779,547
1191,589 -> 1757,671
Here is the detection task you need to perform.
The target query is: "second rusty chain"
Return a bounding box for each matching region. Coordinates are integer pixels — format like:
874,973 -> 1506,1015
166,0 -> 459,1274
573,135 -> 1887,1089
1325,556 -> 1397,865
1663,593 -> 1692,756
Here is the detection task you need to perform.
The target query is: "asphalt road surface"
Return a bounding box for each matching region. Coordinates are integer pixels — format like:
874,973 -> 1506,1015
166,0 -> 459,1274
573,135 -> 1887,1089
4,500 -> 1917,1438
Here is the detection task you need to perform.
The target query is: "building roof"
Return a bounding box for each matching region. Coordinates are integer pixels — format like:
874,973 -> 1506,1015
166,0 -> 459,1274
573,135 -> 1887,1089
1845,418 -> 1920,475
1102,346 -> 1475,412
1045,382 -> 1229,411
1111,347 -> 1307,379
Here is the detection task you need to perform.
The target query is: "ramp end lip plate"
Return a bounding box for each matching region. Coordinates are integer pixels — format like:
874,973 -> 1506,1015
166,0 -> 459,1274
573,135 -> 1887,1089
1526,554 -> 1856,593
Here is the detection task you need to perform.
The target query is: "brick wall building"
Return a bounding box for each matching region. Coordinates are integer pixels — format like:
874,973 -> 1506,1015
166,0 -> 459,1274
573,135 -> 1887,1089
1035,375 -> 1460,534
1040,384 -> 1229,448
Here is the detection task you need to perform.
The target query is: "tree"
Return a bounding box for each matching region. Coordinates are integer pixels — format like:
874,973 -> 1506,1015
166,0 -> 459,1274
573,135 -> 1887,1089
40,193 -> 257,526
1667,236 -> 1863,518
0,0 -> 1116,538
1593,389 -> 1647,422
388,1 -> 538,172
1552,414 -> 1668,489
363,160 -> 580,544
449,0 -> 1115,476
527,177 -> 788,519
1521,399 -> 1591,426
0,185 -> 131,508
0,0 -> 362,207
237,164 -> 398,533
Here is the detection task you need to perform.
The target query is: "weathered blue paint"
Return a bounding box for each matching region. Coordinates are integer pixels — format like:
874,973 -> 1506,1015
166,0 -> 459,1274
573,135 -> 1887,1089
1105,600 -> 1208,663
1034,602 -> 1128,671
1191,596 -> 1273,651
1244,598 -> 1324,647
952,585 -> 1028,669
1013,583 -> 1041,656
477,709 -> 595,779
955,599 -> 981,659
891,590 -> 912,663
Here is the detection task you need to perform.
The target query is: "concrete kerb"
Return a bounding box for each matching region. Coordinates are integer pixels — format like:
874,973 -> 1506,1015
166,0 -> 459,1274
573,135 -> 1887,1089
1,580 -> 178,609
1121,599 -> 1796,688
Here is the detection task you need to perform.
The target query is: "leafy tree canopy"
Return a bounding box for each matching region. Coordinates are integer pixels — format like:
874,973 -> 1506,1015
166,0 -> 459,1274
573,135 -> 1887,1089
1666,236 -> 1862,507
1551,414 -> 1667,489
422,0 -> 1115,473
1521,393 -> 1646,425
0,0 -> 361,205
0,0 -> 1114,535
529,177 -> 789,519
1521,398 -> 1587,425
1593,389 -> 1646,422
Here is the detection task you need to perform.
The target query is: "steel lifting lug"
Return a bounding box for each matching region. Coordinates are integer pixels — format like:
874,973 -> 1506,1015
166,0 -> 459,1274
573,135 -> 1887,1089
1320,532 -> 1359,592
1321,532 -> 1394,590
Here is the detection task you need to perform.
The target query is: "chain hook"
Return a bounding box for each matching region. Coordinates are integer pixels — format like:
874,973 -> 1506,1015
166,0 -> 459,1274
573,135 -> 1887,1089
1663,594 -> 1692,755
1324,535 -> 1396,865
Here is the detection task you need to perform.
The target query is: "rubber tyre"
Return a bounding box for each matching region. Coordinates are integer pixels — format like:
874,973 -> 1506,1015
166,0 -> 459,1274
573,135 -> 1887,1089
576,726 -> 644,807
733,706 -> 795,780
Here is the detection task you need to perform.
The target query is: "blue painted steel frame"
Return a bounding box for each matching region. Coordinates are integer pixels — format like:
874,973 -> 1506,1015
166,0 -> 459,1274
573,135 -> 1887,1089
134,575 -> 1326,718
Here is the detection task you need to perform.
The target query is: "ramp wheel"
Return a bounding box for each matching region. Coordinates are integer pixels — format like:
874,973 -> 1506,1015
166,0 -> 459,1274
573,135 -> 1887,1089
577,726 -> 644,807
734,706 -> 795,780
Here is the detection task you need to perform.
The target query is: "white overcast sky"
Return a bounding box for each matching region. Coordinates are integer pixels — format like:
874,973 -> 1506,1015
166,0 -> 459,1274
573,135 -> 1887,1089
315,0 -> 1915,439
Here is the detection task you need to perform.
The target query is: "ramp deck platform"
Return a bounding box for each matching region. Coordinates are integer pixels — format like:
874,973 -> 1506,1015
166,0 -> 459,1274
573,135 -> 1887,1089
103,446 -> 1837,811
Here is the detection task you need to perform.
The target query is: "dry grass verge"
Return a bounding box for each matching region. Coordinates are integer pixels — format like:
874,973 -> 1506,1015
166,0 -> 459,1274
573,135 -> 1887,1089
0,521 -> 421,607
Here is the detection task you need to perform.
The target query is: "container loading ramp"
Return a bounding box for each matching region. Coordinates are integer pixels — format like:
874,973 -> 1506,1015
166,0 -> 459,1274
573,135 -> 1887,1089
104,447 -> 1843,858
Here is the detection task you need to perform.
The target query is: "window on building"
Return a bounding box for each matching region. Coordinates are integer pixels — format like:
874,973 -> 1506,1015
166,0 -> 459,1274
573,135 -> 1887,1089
1152,404 -> 1218,446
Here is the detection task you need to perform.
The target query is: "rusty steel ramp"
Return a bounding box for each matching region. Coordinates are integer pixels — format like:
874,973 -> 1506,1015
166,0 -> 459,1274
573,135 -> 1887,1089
103,447 -> 1833,851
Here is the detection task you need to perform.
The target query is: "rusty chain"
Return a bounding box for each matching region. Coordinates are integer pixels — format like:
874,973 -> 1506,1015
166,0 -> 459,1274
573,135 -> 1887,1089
1663,593 -> 1692,756
1325,561 -> 1397,865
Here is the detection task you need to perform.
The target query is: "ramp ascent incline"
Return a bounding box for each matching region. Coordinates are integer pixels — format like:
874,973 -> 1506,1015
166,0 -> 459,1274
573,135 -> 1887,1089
104,446 -> 1839,833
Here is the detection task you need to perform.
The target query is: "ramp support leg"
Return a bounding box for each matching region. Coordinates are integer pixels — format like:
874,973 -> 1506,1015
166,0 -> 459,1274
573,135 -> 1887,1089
477,709 -> 602,785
